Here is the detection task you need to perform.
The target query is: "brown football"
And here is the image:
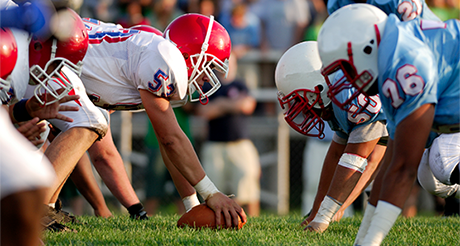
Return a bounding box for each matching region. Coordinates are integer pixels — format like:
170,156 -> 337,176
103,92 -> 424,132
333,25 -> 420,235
177,203 -> 246,229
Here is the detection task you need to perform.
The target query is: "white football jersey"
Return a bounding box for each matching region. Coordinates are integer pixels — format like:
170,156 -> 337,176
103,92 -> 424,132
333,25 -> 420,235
81,18 -> 188,110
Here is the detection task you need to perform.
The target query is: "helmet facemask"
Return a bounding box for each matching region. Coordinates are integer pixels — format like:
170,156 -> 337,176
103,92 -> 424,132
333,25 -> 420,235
0,75 -> 13,104
186,15 -> 228,104
322,42 -> 376,113
278,86 -> 327,139
29,38 -> 82,105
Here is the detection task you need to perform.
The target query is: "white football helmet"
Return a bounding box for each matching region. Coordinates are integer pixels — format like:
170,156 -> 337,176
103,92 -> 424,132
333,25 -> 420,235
275,41 -> 331,139
317,4 -> 387,110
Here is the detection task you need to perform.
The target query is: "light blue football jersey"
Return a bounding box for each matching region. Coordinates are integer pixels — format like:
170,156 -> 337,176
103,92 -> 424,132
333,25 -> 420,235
327,0 -> 440,21
378,15 -> 460,138
327,71 -> 387,139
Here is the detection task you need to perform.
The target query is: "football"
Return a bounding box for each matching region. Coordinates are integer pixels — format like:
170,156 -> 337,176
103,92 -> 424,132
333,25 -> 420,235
177,203 -> 246,229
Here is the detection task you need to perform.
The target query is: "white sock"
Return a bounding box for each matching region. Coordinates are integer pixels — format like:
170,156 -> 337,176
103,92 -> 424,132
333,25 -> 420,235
361,201 -> 401,246
311,196 -> 342,225
354,203 -> 376,246
48,203 -> 55,208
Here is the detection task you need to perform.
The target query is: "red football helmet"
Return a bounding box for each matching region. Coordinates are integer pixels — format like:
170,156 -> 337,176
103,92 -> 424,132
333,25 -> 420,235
29,8 -> 88,105
164,14 -> 231,104
0,28 -> 18,104
130,25 -> 163,36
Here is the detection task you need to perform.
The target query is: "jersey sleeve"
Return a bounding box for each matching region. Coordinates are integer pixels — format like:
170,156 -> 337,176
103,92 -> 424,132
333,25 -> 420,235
135,39 -> 188,100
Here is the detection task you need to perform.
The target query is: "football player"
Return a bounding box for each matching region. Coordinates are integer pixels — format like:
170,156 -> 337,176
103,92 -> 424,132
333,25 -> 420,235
317,4 -> 459,245
23,8 -> 142,221
73,13 -> 246,227
275,41 -> 387,233
0,26 -> 58,246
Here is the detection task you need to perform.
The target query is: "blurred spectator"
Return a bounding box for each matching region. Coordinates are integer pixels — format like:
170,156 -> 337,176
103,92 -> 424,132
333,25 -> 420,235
194,53 -> 261,217
146,0 -> 184,31
302,0 -> 327,41
198,0 -> 219,17
219,2 -> 261,59
250,0 -> 310,52
79,0 -> 118,22
117,0 -> 151,28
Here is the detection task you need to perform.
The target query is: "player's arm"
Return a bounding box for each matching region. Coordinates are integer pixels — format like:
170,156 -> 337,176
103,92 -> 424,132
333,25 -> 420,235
140,89 -> 247,227
156,138 -> 200,211
303,140 -> 345,225
380,104 -> 435,206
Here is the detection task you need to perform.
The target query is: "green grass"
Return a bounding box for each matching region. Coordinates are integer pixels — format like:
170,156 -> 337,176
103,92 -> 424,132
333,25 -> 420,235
44,213 -> 459,245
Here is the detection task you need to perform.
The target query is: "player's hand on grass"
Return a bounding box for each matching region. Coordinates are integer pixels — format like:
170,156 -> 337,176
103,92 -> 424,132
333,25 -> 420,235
27,89 -> 80,122
206,192 -> 247,229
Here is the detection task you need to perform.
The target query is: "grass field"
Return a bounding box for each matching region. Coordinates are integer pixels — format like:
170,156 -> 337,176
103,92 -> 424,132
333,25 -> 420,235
44,212 -> 459,245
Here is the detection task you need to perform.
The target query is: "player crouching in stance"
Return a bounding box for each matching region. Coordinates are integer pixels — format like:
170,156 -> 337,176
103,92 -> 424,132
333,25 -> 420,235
317,4 -> 460,245
275,41 -> 387,233
79,13 -> 246,227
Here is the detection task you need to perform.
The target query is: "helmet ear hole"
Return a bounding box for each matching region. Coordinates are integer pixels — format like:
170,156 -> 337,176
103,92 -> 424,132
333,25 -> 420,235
34,42 -> 43,51
182,53 -> 189,60
317,84 -> 324,92
363,45 -> 372,55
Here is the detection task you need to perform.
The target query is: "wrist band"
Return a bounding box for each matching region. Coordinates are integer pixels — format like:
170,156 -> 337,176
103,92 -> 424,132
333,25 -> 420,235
13,99 -> 33,122
182,193 -> 200,212
194,175 -> 220,201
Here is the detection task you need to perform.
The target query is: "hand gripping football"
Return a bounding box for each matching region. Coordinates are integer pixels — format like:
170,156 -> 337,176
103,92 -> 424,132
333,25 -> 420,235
177,203 -> 246,229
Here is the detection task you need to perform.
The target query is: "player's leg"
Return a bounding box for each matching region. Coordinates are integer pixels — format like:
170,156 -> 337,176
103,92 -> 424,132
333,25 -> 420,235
87,126 -> 147,219
303,140 -> 346,226
333,144 -> 385,221
70,152 -> 113,217
353,144 -> 392,246
307,138 -> 385,233
362,104 -> 435,245
44,126 -> 99,203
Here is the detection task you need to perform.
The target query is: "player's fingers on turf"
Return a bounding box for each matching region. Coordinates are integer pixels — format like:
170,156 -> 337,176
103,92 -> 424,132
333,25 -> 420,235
300,219 -> 308,226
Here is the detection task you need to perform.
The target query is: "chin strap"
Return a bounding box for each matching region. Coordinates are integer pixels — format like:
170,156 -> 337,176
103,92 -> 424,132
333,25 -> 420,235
188,15 -> 214,101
